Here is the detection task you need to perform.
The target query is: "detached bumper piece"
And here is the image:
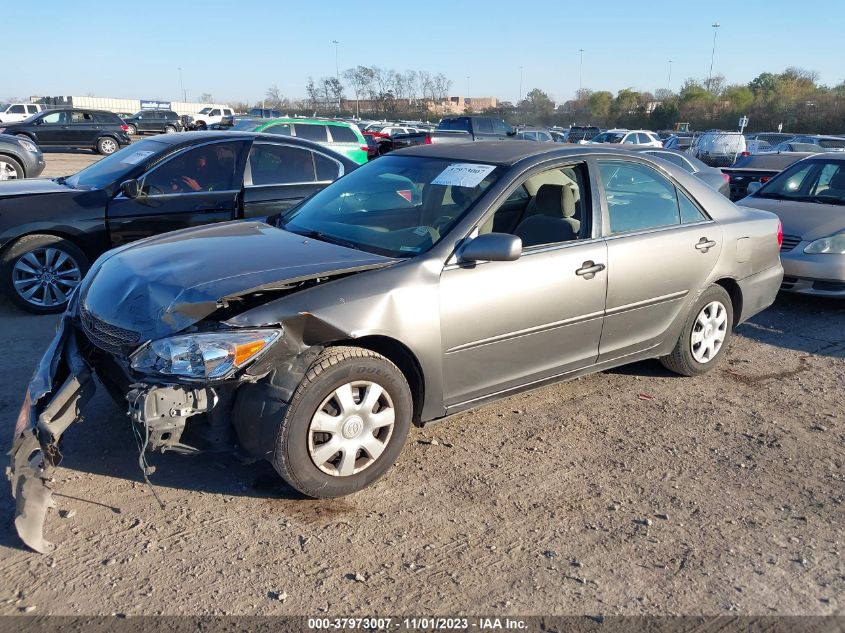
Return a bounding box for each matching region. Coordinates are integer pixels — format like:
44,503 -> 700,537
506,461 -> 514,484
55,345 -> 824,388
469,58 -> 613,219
8,316 -> 95,554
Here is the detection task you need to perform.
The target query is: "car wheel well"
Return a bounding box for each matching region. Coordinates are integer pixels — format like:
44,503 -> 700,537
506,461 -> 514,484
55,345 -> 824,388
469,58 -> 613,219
0,153 -> 24,171
1,230 -> 91,262
714,278 -> 743,328
329,336 -> 425,426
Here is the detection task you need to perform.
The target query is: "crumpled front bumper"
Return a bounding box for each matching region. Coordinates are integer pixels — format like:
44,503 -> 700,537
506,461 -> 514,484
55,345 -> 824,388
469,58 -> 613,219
7,314 -> 96,554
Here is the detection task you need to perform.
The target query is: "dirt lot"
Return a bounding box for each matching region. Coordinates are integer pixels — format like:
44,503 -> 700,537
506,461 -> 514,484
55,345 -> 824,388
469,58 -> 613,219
39,148 -> 104,178
1,151 -> 843,617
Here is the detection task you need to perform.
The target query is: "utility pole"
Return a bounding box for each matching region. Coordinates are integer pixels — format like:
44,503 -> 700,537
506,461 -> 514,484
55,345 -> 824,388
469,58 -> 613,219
331,40 -> 340,110
519,65 -> 523,103
578,49 -> 584,98
466,75 -> 470,109
177,67 -> 185,102
707,22 -> 720,92
667,59 -> 672,92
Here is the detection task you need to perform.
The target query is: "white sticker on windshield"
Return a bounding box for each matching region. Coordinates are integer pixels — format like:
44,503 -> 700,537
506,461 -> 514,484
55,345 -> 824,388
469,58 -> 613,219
120,150 -> 155,165
431,163 -> 496,188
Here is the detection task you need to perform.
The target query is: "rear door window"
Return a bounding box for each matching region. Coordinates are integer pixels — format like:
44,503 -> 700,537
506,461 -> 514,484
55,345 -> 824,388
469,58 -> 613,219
314,153 -> 342,181
294,124 -> 329,142
247,143 -> 317,185
328,125 -> 358,143
26,105 -> 38,114
598,161 -> 682,233
264,123 -> 291,136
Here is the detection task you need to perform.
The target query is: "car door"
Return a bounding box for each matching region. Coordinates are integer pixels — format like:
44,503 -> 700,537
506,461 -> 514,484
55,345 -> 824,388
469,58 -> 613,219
32,111 -> 68,145
439,161 -> 608,408
105,140 -> 249,246
242,141 -> 344,218
595,159 -> 722,361
67,111 -> 98,145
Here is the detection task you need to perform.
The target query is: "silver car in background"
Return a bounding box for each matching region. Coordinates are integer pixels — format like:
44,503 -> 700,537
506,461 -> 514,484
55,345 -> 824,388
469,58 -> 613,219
11,142 -> 783,553
741,153 -> 845,296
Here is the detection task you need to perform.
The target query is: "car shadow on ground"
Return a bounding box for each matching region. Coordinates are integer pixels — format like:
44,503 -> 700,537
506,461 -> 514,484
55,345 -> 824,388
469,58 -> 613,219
737,293 -> 845,358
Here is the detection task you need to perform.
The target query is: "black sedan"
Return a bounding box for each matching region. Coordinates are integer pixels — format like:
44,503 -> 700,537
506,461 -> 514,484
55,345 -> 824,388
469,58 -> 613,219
0,132 -> 356,313
0,134 -> 45,179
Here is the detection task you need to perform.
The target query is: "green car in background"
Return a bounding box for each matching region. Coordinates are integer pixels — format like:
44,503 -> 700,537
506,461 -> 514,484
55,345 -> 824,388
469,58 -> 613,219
231,117 -> 368,165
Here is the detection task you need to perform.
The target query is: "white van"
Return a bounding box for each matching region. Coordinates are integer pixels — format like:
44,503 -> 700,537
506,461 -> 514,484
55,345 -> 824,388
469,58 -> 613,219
0,103 -> 46,123
689,131 -> 747,167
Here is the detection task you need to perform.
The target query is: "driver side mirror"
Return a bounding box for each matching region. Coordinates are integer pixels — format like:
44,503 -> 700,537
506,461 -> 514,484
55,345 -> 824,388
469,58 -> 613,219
457,233 -> 522,263
120,179 -> 142,199
746,181 -> 763,195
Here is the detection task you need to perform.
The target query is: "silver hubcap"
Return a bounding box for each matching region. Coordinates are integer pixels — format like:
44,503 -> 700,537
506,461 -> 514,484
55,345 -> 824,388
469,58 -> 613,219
690,300 -> 728,363
308,381 -> 395,477
12,247 -> 81,307
0,160 -> 19,180
101,139 -> 117,153
128,126 -> 136,135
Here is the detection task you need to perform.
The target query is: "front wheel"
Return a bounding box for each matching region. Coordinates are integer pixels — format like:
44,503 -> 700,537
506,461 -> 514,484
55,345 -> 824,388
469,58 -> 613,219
660,285 -> 734,376
1,234 -> 89,314
96,136 -> 119,155
164,125 -> 176,134
0,155 -> 24,180
271,346 -> 412,498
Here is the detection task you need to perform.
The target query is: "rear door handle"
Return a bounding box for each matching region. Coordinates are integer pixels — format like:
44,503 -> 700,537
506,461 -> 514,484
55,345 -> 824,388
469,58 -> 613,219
575,260 -> 605,279
195,203 -> 227,212
695,237 -> 717,252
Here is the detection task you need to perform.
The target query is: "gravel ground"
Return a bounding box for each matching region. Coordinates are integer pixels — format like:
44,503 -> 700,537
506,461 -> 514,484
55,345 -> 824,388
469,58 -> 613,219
1,150 -> 843,617
39,149 -> 106,178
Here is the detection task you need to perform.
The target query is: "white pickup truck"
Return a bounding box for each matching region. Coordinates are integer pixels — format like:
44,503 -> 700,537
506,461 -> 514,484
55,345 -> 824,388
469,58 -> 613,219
0,103 -> 46,123
190,107 -> 235,130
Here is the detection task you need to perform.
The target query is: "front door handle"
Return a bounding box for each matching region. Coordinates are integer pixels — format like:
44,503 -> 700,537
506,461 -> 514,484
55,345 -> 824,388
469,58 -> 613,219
695,237 -> 717,253
575,260 -> 605,280
195,203 -> 227,212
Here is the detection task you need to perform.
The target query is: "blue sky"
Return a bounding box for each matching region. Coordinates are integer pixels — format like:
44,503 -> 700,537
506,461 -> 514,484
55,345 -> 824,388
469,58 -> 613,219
4,0 -> 844,104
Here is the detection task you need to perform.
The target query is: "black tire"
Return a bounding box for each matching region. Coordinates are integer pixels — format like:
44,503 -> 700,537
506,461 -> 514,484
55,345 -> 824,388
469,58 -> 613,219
271,346 -> 412,498
96,136 -> 119,155
126,124 -> 137,135
0,154 -> 24,180
1,234 -> 89,314
660,285 -> 734,376
164,125 -> 176,134
195,121 -> 207,131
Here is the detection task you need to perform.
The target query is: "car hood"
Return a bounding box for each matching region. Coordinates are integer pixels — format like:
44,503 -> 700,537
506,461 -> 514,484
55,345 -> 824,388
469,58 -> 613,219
79,221 -> 396,342
0,178 -> 73,198
740,196 -> 845,241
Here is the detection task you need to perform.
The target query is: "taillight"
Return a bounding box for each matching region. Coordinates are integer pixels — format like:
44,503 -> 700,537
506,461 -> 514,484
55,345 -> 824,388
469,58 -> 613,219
360,145 -> 369,152
722,172 -> 730,183
741,151 -> 750,157
759,175 -> 770,183
120,124 -> 129,132
777,219 -> 783,248
424,135 -> 432,145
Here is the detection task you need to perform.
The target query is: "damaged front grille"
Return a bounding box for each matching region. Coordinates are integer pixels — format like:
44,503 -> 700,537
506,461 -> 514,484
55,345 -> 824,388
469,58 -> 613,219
79,305 -> 141,355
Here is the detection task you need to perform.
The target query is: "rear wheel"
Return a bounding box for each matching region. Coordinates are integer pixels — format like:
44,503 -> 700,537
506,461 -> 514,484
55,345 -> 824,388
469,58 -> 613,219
194,121 -> 207,131
164,125 -> 176,134
0,155 -> 23,180
126,124 -> 137,135
1,234 -> 89,314
660,285 -> 734,376
96,136 -> 118,155
271,346 -> 412,498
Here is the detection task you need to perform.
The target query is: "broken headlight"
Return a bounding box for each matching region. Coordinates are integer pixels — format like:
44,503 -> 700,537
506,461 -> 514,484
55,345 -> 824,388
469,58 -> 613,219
130,329 -> 281,380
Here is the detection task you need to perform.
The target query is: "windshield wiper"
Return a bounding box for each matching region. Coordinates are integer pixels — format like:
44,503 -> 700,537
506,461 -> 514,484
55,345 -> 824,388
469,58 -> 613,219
289,228 -> 361,251
800,195 -> 845,206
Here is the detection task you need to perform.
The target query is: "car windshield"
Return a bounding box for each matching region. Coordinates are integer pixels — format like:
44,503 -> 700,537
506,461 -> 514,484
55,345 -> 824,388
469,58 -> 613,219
0,104 -> 9,111
592,132 -> 625,143
198,107 -> 212,114
756,159 -> 845,205
63,139 -> 167,190
278,155 -> 502,258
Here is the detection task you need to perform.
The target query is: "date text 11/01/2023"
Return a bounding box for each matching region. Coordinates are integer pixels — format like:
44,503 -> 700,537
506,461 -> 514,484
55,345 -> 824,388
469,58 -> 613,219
306,618 -> 528,630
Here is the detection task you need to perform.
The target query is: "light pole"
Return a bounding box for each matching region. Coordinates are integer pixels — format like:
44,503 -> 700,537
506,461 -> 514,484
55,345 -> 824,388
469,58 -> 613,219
331,40 -> 340,110
667,59 -> 672,92
177,67 -> 185,102
578,49 -> 584,98
519,65 -> 523,104
466,75 -> 470,109
707,22 -> 720,92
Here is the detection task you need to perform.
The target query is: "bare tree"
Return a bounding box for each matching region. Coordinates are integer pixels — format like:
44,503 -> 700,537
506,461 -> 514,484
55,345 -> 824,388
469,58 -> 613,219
264,85 -> 284,108
199,92 -> 213,103
342,66 -> 373,117
305,77 -> 319,111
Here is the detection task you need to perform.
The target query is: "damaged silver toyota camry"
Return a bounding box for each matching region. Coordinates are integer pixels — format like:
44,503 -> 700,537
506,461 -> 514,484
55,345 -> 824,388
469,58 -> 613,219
10,143 -> 784,552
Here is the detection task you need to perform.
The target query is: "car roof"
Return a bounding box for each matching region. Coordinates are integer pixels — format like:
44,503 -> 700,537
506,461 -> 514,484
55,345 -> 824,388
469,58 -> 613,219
131,131 -> 355,160
394,141 -> 649,165
256,117 -> 354,127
